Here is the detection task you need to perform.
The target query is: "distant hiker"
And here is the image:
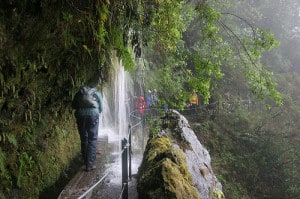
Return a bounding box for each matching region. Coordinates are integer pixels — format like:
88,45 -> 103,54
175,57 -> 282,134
72,86 -> 103,172
189,90 -> 198,112
146,90 -> 152,109
136,95 -> 146,116
151,89 -> 159,107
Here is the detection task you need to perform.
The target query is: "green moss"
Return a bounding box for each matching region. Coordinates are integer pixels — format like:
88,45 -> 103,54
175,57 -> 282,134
0,104 -> 80,198
35,116 -> 80,193
162,158 -> 199,199
137,134 -> 200,199
145,135 -> 173,162
0,0 -> 154,197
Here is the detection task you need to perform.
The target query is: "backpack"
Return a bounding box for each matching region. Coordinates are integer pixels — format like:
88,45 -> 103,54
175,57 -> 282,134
73,86 -> 99,109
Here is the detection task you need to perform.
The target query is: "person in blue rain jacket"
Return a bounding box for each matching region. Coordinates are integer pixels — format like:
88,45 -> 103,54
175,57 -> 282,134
72,86 -> 102,172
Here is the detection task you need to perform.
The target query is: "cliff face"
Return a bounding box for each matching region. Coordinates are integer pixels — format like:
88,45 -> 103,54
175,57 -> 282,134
0,1 -> 137,198
137,110 -> 223,199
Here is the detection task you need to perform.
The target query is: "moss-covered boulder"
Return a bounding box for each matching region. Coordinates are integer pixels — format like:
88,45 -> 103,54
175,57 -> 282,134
137,110 -> 224,199
137,133 -> 201,199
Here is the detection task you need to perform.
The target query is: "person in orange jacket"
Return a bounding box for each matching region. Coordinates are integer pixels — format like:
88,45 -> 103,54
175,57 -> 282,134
189,90 -> 198,110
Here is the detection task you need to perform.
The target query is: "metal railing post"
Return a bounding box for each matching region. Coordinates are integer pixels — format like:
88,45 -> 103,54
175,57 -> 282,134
121,138 -> 128,199
141,117 -> 145,151
128,125 -> 132,180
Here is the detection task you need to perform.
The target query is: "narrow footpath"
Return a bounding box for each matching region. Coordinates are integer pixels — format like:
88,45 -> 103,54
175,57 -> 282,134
58,134 -> 140,199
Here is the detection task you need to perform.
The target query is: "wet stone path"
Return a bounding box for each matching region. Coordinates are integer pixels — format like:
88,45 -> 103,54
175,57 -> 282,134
58,135 -> 139,199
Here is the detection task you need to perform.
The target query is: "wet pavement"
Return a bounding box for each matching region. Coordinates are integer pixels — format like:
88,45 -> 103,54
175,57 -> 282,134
58,134 -> 140,199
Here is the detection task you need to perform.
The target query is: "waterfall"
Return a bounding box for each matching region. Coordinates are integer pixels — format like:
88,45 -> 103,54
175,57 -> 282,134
58,53 -> 134,199
98,52 -> 132,186
99,52 -> 129,146
96,52 -> 142,198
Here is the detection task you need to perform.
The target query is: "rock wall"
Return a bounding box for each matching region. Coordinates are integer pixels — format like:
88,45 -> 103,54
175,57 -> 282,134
137,110 -> 224,199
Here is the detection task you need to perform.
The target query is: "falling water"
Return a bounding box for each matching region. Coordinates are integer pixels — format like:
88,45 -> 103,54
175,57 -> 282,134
58,52 -> 139,199
96,52 -> 141,198
99,52 -> 129,146
97,52 -> 128,188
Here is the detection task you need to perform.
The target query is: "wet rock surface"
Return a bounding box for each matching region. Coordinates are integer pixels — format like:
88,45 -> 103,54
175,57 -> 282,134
137,110 -> 223,199
177,111 -> 223,199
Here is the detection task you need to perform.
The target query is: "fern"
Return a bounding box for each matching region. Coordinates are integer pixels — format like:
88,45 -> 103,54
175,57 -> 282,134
7,134 -> 18,148
17,152 -> 34,188
0,147 -> 6,174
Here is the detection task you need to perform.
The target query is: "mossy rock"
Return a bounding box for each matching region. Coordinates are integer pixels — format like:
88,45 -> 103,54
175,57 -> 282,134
137,134 -> 200,199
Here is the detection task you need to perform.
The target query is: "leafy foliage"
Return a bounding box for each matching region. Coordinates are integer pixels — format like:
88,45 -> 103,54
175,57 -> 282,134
0,0 -> 294,198
0,0 -> 142,197
138,1 -> 282,108
190,101 -> 299,198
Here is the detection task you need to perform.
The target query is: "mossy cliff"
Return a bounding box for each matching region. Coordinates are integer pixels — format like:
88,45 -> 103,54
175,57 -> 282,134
137,110 -> 224,199
0,1 -> 139,198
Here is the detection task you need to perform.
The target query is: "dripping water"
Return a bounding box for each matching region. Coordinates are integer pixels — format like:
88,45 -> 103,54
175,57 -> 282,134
99,52 -> 129,179
97,52 -> 141,198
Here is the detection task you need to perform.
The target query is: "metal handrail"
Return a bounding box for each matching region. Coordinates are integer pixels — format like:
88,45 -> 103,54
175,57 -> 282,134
77,172 -> 109,199
75,108 -> 160,199
118,183 -> 127,199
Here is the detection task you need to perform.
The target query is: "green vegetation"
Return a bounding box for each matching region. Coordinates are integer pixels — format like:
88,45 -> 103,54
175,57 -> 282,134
1,0 -> 299,198
141,1 -> 300,197
140,1 -> 281,106
0,0 -> 141,197
189,103 -> 300,198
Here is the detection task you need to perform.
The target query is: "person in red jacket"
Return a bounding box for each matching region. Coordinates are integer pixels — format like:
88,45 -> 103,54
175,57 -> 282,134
136,96 -> 146,116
